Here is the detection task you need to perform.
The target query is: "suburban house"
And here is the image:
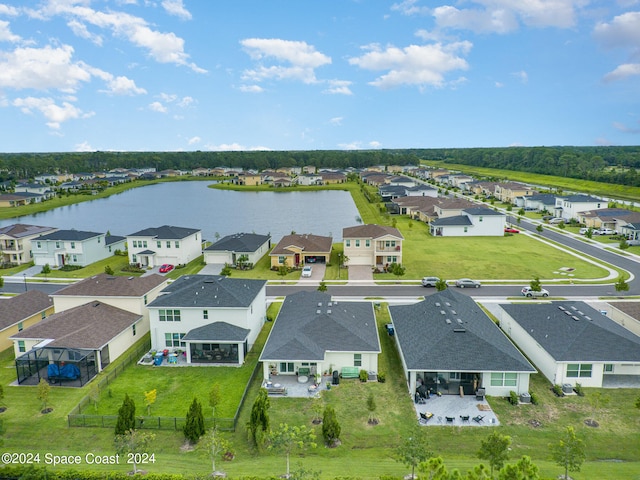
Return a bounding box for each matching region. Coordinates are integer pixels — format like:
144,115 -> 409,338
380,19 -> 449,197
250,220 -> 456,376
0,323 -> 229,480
495,301 -> 640,388
494,182 -> 536,203
14,182 -> 56,199
269,233 -> 332,268
0,192 -> 48,207
319,172 -> 346,184
203,233 -> 271,268
518,193 -> 557,212
343,224 -> 404,267
233,172 -> 262,186
555,195 -> 604,221
260,291 -> 380,380
146,275 -> 267,365
575,208 -> 635,231
127,225 -> 202,268
617,212 -> 640,241
296,174 -> 323,186
404,184 -> 438,197
32,230 -> 126,267
389,289 -> 535,397
11,301 -> 144,386
430,207 -> 506,237
50,273 -> 168,326
0,290 -> 54,352
0,223 -> 57,265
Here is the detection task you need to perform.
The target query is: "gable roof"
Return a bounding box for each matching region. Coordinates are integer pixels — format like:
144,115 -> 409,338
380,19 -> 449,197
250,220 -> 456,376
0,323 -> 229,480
499,301 -> 640,362
463,207 -> 504,216
260,291 -> 380,362
389,289 -> 535,372
0,291 -> 53,331
10,301 -> 141,349
430,215 -> 473,226
127,225 -> 200,239
270,234 -> 332,256
36,229 -> 103,241
53,273 -> 167,298
343,224 -> 404,240
561,194 -> 602,203
204,233 -> 271,253
0,224 -> 56,239
183,321 -> 250,342
148,275 -> 266,309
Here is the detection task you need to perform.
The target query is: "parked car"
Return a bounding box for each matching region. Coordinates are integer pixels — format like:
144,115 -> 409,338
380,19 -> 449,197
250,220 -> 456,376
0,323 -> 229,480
504,227 -> 520,233
548,217 -> 565,224
521,286 -> 550,297
579,227 -> 589,235
627,239 -> 640,246
159,264 -> 174,273
598,228 -> 616,235
455,278 -> 481,288
421,276 -> 441,287
542,215 -> 555,221
301,266 -> 313,277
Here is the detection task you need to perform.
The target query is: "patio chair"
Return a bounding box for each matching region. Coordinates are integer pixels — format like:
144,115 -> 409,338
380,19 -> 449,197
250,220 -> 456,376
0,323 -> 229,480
445,416 -> 455,424
419,412 -> 433,424
472,415 -> 485,424
460,415 -> 470,423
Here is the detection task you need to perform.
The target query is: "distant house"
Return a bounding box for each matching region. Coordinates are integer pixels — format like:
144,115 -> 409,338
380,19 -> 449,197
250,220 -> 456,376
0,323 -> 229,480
203,233 -> 271,267
296,174 -> 323,186
127,225 -> 202,268
519,193 -> 557,212
319,172 -> 346,184
32,230 -> 126,267
0,291 -> 54,352
555,195 -> 604,221
608,302 -> 640,337
576,208 -> 635,231
494,182 -> 536,203
0,192 -> 46,207
389,289 -> 535,397
343,224 -> 404,267
430,207 -> 506,237
617,212 -> 640,241
269,234 -> 332,268
404,185 -> 438,197
147,275 -> 267,365
14,182 -> 56,199
495,301 -> 640,388
233,173 -> 262,186
0,224 -> 57,265
260,291 -> 380,379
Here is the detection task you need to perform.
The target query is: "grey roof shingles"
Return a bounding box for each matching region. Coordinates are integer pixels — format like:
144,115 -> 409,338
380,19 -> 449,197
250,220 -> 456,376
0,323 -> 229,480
390,289 -> 535,372
0,224 -> 56,239
463,207 -> 505,216
127,225 -> 200,239
260,291 -> 380,362
499,301 -> 640,362
53,273 -> 167,298
36,229 -> 103,241
147,275 -> 266,309
0,290 -> 53,331
183,322 -> 250,342
430,215 -> 473,227
204,233 -> 270,253
343,224 -> 404,240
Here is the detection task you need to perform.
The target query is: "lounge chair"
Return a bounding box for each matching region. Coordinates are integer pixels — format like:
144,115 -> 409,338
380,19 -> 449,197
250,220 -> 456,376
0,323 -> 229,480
460,415 -> 470,423
472,415 -> 485,423
445,416 -> 455,424
419,412 -> 433,424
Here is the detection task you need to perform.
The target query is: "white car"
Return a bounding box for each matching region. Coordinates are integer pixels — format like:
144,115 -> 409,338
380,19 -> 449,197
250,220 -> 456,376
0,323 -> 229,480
301,266 -> 313,278
521,287 -> 550,297
598,228 -> 616,235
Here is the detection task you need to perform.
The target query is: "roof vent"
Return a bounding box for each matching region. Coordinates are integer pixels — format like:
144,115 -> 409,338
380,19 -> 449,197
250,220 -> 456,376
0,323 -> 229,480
453,328 -> 466,333
316,309 -> 321,314
328,302 -> 332,307
572,316 -> 580,321
570,306 -> 577,311
327,309 -> 331,314
585,316 -> 592,321
577,311 -> 584,316
457,318 -> 463,325
558,306 -> 566,311
445,319 -> 452,324
564,310 -> 573,316
435,302 -> 441,307
318,302 -> 322,307
451,310 -> 457,315
445,302 -> 451,307
440,310 -> 446,315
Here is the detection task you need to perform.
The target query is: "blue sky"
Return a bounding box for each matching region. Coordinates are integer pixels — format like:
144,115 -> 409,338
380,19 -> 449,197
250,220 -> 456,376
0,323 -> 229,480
0,0 -> 639,153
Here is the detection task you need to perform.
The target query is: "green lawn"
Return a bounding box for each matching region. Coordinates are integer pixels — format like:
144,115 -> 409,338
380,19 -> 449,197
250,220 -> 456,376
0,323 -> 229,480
33,254 -> 137,279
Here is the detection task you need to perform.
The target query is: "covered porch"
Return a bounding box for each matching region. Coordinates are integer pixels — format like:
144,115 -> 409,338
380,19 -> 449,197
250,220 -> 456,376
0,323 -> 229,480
182,322 -> 249,365
15,346 -> 101,387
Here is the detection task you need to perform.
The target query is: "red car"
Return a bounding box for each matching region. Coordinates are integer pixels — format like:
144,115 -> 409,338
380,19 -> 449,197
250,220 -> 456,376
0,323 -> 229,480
159,264 -> 174,273
504,228 -> 520,233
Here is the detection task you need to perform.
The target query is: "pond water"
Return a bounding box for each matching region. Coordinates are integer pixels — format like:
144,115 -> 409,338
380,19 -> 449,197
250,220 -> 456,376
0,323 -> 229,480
0,182 -> 361,242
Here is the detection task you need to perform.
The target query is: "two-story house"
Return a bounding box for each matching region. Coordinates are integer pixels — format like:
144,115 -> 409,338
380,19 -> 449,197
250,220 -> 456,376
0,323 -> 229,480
430,207 -> 506,237
0,290 -> 54,352
555,195 -> 604,221
32,230 -> 126,267
343,224 -> 404,267
127,225 -> 202,268
0,224 -> 57,266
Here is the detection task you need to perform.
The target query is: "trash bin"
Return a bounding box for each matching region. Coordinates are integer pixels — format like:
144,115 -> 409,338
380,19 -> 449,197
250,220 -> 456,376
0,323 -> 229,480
519,392 -> 531,403
154,353 -> 164,366
332,370 -> 340,385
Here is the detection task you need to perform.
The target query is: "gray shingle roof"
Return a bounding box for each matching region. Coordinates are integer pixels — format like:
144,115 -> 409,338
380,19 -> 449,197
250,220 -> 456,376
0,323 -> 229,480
270,234 -> 332,256
53,273 -> 167,298
147,275 -> 266,308
0,224 -> 56,239
204,233 -> 271,253
37,229 -> 102,241
430,215 -> 473,226
127,225 -> 200,239
260,291 -> 380,362
561,194 -> 602,203
389,289 -> 535,372
343,224 -> 404,240
183,322 -> 250,342
0,290 -> 52,331
499,301 -> 640,362
463,207 -> 504,216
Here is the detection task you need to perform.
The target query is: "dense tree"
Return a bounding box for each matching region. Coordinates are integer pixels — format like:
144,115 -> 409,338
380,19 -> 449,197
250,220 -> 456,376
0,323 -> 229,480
247,388 -> 270,447
115,394 -> 136,435
615,277 -> 630,295
321,405 -> 341,446
183,397 -> 206,444
549,426 -> 585,480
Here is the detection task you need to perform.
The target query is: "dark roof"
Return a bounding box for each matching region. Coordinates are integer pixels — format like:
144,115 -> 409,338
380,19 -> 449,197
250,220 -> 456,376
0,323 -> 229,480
270,234 -> 332,256
137,249 -> 156,255
0,224 -> 56,239
343,224 -> 404,240
53,273 -> 167,298
105,235 -> 126,245
183,321 -> 250,342
389,289 -> 535,372
127,225 -> 200,239
578,208 -> 634,218
204,233 -> 271,253
10,301 -> 141,349
405,185 -> 437,192
430,215 -> 473,226
148,275 -> 266,308
260,291 -> 380,362
0,291 -> 53,331
463,207 -> 504,216
561,194 -> 602,203
526,193 -> 556,204
36,229 -> 102,241
499,301 -> 640,362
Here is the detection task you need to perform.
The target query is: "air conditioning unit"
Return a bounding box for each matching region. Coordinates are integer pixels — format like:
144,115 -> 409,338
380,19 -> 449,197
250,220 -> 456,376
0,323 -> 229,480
562,383 -> 573,394
519,392 -> 531,403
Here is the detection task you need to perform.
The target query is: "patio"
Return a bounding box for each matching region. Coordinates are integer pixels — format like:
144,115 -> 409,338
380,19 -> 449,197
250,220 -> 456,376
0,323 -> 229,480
263,374 -> 329,398
413,394 -> 501,427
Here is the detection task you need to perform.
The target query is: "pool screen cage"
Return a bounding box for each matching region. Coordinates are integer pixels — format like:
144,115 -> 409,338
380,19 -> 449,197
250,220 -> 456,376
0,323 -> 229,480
15,346 -> 98,387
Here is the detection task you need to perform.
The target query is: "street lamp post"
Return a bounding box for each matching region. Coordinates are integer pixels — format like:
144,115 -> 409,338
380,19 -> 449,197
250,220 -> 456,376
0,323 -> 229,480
338,254 -> 342,279
23,273 -> 27,291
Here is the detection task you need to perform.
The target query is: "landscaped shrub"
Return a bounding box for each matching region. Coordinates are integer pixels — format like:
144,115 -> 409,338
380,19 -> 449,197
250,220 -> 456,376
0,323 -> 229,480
529,391 -> 540,405
552,384 -> 564,397
377,372 -> 386,383
359,369 -> 368,382
59,264 -> 82,272
509,391 -> 519,406
574,383 -> 584,396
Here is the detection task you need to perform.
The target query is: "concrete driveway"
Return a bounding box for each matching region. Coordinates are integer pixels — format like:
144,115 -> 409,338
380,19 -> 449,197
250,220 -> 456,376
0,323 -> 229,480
347,265 -> 373,284
297,263 -> 326,283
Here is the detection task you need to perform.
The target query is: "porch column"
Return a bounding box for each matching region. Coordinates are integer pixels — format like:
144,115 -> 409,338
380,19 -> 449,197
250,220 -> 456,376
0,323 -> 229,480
96,350 -> 103,372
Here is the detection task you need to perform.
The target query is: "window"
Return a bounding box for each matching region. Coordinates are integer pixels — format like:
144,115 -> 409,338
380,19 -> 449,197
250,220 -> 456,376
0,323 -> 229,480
165,333 -> 186,348
166,241 -> 171,248
479,216 -> 483,222
72,255 -> 77,262
36,241 -> 41,249
175,241 -> 180,248
278,256 -> 285,264
390,241 -> 396,247
203,310 -> 208,320
132,324 -> 137,336
490,373 -> 517,387
143,241 -> 147,248
345,240 -> 351,247
354,353 -> 362,367
464,227 -> 468,233
144,295 -> 148,305
55,241 -> 61,249
157,241 -> 161,248
604,364 -> 614,373
71,242 -> 75,249
98,237 -> 101,243
385,241 -> 390,247
566,364 -> 592,378
41,311 -> 47,319
159,309 -> 181,322
132,254 -> 137,263
18,340 -> 25,353
365,239 -> 370,247
355,239 -> 360,247
18,322 -> 23,331
279,362 -> 295,373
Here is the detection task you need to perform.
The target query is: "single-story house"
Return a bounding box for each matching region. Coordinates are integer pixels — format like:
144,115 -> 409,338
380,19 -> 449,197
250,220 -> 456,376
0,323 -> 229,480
495,301 -> 640,388
576,208 -> 635,231
343,224 -> 404,267
269,233 -> 332,268
0,290 -> 54,352
389,289 -> 535,397
259,291 -> 380,380
11,301 -> 144,386
127,225 -> 202,268
32,230 -> 126,267
203,232 -> 271,268
430,207 -> 506,237
0,223 -> 57,265
146,275 -> 267,365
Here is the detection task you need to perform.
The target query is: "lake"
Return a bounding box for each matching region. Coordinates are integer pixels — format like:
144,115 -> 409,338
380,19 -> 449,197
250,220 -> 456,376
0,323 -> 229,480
0,182 -> 361,242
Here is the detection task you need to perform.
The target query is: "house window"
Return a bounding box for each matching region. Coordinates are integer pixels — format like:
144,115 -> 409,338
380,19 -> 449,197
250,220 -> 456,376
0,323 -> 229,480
98,237 -> 101,243
108,246 -> 112,253
143,241 -> 147,248
464,227 -> 468,233
279,362 -> 295,373
159,309 -> 181,322
36,241 -> 41,249
18,340 -> 25,353
165,333 -> 186,348
567,364 -> 592,378
144,295 -> 148,305
55,241 -> 61,249
385,241 -> 390,247
132,240 -> 138,248
278,256 -> 285,264
71,242 -> 75,249
479,216 -> 483,222
387,256 -> 397,263
365,239 -> 370,247
18,322 -> 23,331
355,239 -> 360,247
354,353 -> 362,367
157,241 -> 161,248
345,240 -> 351,247
604,364 -> 614,373
390,241 -> 396,247
203,310 -> 208,320
166,241 -> 171,248
175,241 -> 180,248
132,324 -> 137,336
490,373 -> 517,387
41,311 -> 47,319
132,254 -> 137,263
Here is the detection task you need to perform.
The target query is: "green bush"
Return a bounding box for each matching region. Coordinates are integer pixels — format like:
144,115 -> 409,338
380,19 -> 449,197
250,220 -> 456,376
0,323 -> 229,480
359,369 -> 368,382
574,383 -> 584,396
59,264 -> 82,272
509,391 -> 519,406
529,391 -> 540,405
552,384 -> 564,397
377,371 -> 386,383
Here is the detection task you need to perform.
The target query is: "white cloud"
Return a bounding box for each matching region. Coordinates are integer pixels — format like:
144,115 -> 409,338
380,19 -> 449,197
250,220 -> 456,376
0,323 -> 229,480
338,141 -> 363,150
75,141 -> 95,151
511,70 -> 528,83
149,101 -> 167,113
162,0 -> 192,20
369,141 -> 382,148
433,5 -> 518,34
205,142 -> 271,151
240,38 -> 331,84
102,75 -> 147,95
187,136 -> 201,145
495,81 -> 504,87
177,96 -> 194,107
604,63 -> 640,82
323,79 -> 353,95
613,121 -> 640,133
67,19 -> 103,45
0,4 -> 19,16
0,19 -> 20,42
391,0 -> 430,16
594,11 -> 640,49
329,116 -> 343,126
349,42 -> 471,89
12,96 -> 92,129
238,84 -> 264,93
159,93 -> 178,103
